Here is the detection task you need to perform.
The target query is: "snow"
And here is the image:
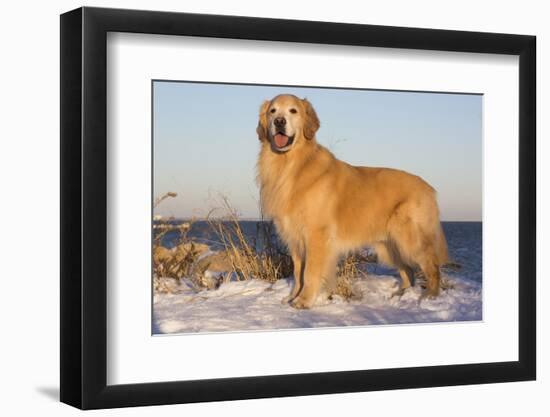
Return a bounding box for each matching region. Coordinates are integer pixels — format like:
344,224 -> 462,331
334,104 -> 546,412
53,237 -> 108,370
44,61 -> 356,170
153,273 -> 482,334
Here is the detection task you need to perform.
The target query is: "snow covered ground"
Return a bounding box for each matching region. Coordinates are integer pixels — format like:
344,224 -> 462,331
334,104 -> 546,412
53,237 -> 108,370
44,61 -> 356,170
153,273 -> 482,334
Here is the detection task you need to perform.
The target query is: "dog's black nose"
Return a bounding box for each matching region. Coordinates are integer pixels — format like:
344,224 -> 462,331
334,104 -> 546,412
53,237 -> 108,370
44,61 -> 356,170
274,117 -> 286,128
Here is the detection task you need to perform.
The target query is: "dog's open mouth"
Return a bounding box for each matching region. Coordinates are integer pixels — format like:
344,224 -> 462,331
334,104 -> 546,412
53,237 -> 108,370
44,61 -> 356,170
273,133 -> 295,149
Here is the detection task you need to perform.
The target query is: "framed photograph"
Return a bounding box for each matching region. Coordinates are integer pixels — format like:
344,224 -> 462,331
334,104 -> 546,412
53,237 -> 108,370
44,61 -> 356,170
60,6 -> 536,409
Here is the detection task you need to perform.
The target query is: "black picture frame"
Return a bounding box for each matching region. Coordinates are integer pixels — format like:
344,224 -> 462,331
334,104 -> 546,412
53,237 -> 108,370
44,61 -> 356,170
60,6 -> 536,410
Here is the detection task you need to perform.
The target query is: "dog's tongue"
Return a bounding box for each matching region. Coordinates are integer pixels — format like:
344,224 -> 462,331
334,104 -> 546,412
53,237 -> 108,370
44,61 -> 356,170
274,133 -> 289,148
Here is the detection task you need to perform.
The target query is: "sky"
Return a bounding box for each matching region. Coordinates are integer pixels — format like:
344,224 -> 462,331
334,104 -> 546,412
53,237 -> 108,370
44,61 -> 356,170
153,81 -> 482,221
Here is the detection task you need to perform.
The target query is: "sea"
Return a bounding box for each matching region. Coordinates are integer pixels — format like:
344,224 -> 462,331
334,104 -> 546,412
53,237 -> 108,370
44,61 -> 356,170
157,220 -> 482,283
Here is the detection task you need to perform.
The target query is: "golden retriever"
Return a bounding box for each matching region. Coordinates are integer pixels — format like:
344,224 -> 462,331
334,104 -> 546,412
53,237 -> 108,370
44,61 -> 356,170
256,94 -> 449,309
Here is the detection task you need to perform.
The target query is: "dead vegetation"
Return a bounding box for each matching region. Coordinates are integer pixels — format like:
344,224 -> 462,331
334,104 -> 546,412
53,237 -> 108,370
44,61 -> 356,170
206,196 -> 293,284
153,192 -> 205,292
331,252 -> 370,300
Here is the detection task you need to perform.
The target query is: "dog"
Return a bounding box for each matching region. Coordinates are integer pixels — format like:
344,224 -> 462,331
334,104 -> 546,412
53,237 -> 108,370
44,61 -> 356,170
256,94 -> 449,309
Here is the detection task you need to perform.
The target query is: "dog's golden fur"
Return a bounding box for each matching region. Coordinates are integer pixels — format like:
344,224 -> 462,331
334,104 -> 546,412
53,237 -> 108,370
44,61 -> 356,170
257,94 -> 448,309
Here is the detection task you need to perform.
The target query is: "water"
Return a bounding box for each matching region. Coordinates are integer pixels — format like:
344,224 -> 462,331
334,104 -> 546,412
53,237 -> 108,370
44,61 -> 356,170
158,220 -> 279,251
442,222 -> 482,283
157,220 -> 482,283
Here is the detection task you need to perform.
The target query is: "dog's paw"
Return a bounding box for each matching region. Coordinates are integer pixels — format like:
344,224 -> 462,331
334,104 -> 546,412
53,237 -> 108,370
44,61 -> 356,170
424,288 -> 440,299
281,294 -> 294,304
418,288 -> 440,306
390,287 -> 408,299
290,297 -> 313,309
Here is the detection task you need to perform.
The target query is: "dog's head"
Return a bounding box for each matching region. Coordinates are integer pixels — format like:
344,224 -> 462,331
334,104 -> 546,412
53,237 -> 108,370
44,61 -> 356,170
256,94 -> 320,152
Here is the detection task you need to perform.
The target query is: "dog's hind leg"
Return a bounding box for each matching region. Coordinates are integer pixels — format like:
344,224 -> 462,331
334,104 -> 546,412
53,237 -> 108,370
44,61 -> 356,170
374,242 -> 414,298
416,248 -> 441,299
392,265 -> 415,298
389,217 -> 441,299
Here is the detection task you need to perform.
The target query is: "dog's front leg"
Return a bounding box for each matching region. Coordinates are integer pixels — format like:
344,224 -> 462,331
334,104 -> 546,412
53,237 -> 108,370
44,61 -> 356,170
282,247 -> 304,304
291,239 -> 336,309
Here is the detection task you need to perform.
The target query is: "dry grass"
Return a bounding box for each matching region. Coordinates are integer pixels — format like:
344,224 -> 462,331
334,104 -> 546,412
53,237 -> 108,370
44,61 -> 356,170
153,192 -> 207,293
333,252 -> 370,300
206,196 -> 292,284
153,223 -> 206,293
154,191 -> 177,208
153,241 -> 205,278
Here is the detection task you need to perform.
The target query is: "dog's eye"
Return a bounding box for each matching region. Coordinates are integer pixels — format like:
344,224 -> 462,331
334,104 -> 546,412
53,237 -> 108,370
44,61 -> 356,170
289,108 -> 297,114
270,108 -> 276,113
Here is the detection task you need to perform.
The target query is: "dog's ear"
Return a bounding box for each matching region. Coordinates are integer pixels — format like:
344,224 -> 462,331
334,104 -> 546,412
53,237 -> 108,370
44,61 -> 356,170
302,98 -> 320,140
256,100 -> 271,141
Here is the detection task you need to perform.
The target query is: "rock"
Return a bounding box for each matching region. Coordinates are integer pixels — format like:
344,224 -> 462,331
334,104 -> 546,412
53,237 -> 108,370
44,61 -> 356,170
174,242 -> 210,259
193,251 -> 233,275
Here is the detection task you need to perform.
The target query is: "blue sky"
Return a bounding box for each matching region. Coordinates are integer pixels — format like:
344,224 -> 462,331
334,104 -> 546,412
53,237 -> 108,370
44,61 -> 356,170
153,81 -> 482,221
